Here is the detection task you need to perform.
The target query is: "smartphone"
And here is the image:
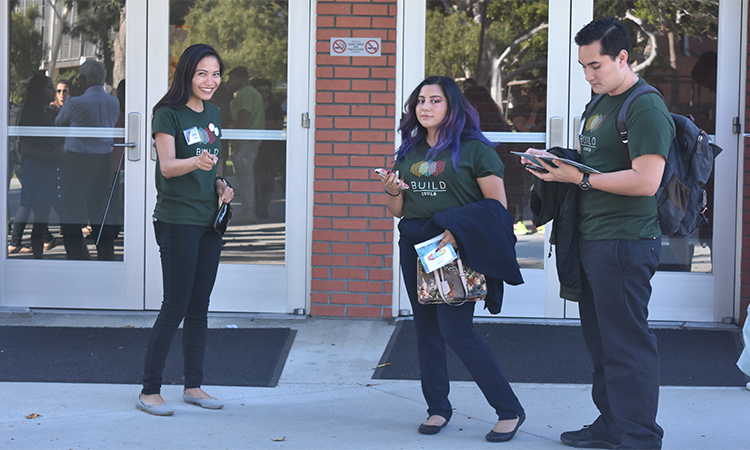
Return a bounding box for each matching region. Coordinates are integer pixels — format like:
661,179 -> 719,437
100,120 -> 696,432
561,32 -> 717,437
524,164 -> 549,173
374,168 -> 409,189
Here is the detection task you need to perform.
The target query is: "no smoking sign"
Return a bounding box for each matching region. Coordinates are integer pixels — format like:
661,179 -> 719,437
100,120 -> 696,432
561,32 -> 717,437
329,38 -> 381,57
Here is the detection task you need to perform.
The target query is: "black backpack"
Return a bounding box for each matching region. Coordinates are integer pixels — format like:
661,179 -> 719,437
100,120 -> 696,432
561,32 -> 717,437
586,84 -> 722,238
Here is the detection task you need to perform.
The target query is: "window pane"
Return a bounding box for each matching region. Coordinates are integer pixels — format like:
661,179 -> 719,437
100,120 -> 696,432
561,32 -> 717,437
425,0 -> 548,269
169,0 -> 288,265
593,0 -> 718,273
7,0 -> 126,261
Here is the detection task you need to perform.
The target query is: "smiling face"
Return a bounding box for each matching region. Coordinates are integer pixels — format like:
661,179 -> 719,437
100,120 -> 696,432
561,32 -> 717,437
189,56 -> 222,106
578,41 -> 630,96
415,84 -> 448,137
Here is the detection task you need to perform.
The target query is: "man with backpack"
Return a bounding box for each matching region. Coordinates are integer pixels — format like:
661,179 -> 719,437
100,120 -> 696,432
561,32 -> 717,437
522,17 -> 675,449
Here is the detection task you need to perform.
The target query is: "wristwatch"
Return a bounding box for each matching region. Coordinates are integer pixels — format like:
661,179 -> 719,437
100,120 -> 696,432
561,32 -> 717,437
578,173 -> 591,191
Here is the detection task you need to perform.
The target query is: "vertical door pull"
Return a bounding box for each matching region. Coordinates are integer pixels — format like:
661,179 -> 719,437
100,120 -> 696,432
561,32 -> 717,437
112,112 -> 141,161
549,116 -> 564,148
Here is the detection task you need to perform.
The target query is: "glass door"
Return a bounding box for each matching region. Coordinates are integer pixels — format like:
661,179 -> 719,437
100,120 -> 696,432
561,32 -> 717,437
143,0 -> 311,313
2,0 -> 148,309
399,0 -> 743,322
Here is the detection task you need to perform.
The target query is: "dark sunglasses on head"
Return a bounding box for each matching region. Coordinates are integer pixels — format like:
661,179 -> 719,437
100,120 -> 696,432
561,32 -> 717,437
57,89 -> 68,93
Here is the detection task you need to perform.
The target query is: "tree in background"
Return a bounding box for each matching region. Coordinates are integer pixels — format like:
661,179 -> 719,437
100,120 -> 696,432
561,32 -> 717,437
70,0 -> 126,86
425,0 -> 548,114
9,4 -> 44,104
171,0 -> 288,89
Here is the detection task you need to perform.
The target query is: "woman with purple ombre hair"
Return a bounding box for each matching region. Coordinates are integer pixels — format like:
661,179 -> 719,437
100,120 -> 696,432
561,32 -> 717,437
381,76 -> 525,442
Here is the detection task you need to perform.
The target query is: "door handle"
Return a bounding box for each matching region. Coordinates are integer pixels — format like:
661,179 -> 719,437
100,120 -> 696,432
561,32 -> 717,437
549,116 -> 563,148
114,113 -> 141,161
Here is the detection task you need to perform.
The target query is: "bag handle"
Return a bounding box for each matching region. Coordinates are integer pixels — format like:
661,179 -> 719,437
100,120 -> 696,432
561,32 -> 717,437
434,257 -> 470,306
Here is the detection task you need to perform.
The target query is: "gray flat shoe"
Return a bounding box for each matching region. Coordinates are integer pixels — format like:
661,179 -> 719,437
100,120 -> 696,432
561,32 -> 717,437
183,391 -> 224,409
136,394 -> 174,416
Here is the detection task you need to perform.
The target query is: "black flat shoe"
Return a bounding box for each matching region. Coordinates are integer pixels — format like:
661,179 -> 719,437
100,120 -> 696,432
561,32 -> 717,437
486,412 -> 525,442
418,418 -> 449,435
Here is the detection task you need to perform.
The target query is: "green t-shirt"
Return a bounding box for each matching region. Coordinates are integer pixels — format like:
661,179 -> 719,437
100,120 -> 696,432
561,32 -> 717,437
152,102 -> 222,226
393,139 -> 505,220
230,85 -> 265,129
578,78 -> 675,240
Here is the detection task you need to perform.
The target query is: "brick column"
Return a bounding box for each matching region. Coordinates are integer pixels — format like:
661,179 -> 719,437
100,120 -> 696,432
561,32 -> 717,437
312,0 -> 398,318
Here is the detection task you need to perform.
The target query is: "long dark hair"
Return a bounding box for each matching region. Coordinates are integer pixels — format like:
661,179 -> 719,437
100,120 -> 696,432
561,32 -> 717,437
395,76 -> 491,171
152,44 -> 224,114
20,73 -> 53,126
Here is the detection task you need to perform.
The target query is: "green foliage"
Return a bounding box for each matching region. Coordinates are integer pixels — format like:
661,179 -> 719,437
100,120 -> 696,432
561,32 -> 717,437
425,8 -> 480,79
9,5 -> 44,103
425,0 -> 548,85
172,0 -> 288,87
71,0 -> 126,85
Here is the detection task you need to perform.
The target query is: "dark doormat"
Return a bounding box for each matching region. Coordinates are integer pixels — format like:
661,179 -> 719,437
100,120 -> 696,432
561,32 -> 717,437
373,320 -> 748,387
0,326 -> 296,387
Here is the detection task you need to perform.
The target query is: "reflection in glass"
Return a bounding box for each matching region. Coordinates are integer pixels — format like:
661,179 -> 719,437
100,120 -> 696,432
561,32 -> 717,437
593,0 -> 718,273
7,1 -> 126,261
425,0 -> 548,269
169,0 -> 288,265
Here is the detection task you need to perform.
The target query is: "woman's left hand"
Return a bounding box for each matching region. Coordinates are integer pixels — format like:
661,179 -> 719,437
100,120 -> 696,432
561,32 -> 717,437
216,181 -> 234,204
438,230 -> 457,250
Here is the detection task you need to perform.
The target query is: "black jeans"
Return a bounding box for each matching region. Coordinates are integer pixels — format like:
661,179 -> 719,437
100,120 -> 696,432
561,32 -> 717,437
59,152 -> 116,260
141,220 -> 222,395
578,238 -> 663,450
398,218 -> 524,422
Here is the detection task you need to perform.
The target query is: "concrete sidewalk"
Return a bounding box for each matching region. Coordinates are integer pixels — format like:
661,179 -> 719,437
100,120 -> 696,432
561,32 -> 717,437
0,311 -> 748,449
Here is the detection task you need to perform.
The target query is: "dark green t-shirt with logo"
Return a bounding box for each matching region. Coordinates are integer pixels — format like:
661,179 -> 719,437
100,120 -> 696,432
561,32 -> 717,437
393,139 -> 504,220
578,78 -> 675,240
152,102 -> 222,226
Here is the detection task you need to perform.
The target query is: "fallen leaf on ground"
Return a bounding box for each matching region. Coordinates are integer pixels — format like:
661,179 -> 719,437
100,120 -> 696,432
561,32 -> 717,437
272,437 -> 286,442
25,413 -> 41,419
376,363 -> 390,368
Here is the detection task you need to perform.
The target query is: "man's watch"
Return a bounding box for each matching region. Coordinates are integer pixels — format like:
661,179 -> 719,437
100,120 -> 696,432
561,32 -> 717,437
578,173 -> 591,191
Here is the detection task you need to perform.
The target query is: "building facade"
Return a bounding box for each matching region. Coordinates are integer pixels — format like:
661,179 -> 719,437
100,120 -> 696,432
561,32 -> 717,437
2,0 -> 748,326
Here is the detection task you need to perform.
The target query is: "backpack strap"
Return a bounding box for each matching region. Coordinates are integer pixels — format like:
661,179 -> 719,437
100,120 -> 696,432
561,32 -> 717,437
616,84 -> 664,163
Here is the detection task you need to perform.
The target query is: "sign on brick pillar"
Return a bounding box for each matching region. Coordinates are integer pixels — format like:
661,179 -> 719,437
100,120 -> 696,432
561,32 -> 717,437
312,0 -> 398,318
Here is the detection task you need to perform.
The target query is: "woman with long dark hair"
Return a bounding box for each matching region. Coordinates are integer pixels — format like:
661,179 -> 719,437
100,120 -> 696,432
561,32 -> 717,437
7,73 -> 64,257
381,76 -> 525,442
137,44 -> 233,416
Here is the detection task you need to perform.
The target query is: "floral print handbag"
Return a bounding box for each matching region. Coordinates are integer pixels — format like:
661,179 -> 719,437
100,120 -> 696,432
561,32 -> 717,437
417,255 -> 488,305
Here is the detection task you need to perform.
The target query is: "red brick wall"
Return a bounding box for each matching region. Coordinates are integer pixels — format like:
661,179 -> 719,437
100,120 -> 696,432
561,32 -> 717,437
311,0 -> 398,318
742,11 -> 750,327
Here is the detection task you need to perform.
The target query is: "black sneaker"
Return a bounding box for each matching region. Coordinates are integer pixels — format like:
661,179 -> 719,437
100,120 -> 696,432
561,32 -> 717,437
560,425 -> 620,449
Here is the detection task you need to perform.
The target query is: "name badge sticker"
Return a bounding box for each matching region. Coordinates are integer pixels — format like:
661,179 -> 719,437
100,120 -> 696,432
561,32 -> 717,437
183,127 -> 201,145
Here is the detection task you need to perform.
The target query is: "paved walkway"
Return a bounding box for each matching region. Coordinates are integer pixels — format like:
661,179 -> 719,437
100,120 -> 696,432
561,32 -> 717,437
0,311 -> 748,449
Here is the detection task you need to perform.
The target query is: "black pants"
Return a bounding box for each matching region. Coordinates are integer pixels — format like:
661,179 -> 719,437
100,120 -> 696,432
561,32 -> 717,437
59,152 -> 116,260
399,219 -> 524,422
578,238 -> 663,449
141,221 -> 222,395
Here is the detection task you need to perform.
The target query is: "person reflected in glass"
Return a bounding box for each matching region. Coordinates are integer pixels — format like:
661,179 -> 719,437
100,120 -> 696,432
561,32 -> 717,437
382,76 -> 525,442
463,85 -> 510,132
50,80 -> 69,112
249,78 -> 285,220
55,60 -> 120,260
510,82 -> 546,133
7,73 -> 65,258
226,66 -> 264,222
137,43 -> 233,416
